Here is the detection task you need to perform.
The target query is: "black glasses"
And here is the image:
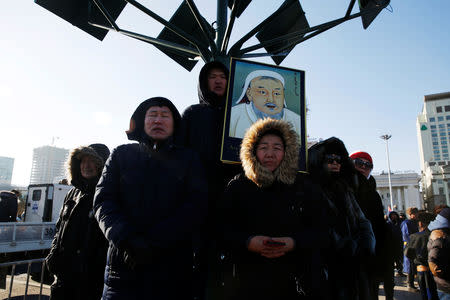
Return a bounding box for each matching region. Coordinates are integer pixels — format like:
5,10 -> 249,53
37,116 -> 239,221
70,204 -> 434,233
325,154 -> 341,164
353,158 -> 373,169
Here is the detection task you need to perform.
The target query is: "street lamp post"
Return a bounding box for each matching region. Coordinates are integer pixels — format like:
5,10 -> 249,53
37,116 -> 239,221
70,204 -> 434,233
381,134 -> 394,211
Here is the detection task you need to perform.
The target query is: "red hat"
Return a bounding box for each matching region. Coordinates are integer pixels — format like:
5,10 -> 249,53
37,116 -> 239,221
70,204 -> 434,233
349,151 -> 373,164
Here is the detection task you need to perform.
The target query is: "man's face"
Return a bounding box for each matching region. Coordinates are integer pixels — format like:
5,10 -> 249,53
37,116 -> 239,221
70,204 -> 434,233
353,157 -> 373,178
246,77 -> 284,115
80,155 -> 99,180
207,68 -> 227,97
144,106 -> 174,142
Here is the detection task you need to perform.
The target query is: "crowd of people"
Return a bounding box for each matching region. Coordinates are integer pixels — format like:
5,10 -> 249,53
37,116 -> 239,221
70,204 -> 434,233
33,61 -> 450,300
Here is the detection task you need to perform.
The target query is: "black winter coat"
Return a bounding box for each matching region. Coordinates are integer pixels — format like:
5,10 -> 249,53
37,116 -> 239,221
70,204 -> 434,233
93,142 -> 208,300
46,182 -> 107,300
428,228 -> 450,293
355,173 -> 391,275
180,61 -> 240,210
221,174 -> 328,300
0,191 -> 18,222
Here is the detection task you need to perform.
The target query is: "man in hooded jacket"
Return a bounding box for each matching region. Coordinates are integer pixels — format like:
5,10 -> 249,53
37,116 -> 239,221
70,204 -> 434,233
46,143 -> 110,300
94,97 -> 208,300
180,61 -> 241,299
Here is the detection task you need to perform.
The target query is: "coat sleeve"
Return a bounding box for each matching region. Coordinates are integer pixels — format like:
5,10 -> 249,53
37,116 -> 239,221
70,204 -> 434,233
350,192 -> 376,257
427,230 -> 449,279
401,221 -> 410,243
219,179 -> 253,252
94,147 -> 135,249
144,151 -> 208,248
45,188 -> 73,275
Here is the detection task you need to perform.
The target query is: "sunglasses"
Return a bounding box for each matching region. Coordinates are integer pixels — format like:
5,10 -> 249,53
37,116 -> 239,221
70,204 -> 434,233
353,158 -> 373,169
325,154 -> 341,164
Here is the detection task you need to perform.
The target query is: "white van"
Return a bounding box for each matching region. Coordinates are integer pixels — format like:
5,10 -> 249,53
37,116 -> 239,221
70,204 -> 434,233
24,184 -> 72,223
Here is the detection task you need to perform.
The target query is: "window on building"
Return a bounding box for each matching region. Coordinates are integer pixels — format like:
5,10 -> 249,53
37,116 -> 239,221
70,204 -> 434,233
438,116 -> 444,121
446,106 -> 450,112
447,116 -> 450,120
432,133 -> 438,137
434,157 -> 441,161
443,149 -> 448,153
442,141 -> 448,145
434,150 -> 441,154
433,142 -> 439,145
430,117 -> 436,122
444,154 -> 449,159
439,187 -> 445,195
431,125 -> 437,129
438,180 -> 444,184
440,124 -> 445,128
433,137 -> 439,142
441,133 -> 446,137
437,106 -> 443,113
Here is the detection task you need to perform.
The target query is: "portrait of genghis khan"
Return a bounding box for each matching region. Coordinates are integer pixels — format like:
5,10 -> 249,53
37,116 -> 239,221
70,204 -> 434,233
229,69 -> 301,139
221,58 -> 306,172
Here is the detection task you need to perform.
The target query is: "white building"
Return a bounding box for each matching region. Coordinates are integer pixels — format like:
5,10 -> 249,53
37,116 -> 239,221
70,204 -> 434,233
373,171 -> 421,214
416,91 -> 450,210
0,156 -> 14,187
29,146 -> 69,184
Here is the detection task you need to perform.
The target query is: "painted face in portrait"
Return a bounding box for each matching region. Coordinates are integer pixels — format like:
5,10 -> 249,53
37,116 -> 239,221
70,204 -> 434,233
144,106 -> 174,142
246,76 -> 285,115
256,134 -> 285,172
80,155 -> 99,180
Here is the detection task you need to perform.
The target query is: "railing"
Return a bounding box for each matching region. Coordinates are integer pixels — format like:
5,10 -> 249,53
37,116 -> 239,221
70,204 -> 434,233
0,222 -> 56,253
0,258 -> 49,300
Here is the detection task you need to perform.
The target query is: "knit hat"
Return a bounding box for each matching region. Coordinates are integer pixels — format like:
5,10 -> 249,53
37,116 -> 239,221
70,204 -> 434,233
349,151 -> 373,164
88,143 -> 110,163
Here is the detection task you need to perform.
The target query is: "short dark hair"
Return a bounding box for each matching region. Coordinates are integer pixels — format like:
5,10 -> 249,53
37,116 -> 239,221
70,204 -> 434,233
416,211 -> 434,226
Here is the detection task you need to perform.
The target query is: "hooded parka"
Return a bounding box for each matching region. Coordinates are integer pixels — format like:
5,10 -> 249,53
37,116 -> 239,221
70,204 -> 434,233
94,97 -> 208,300
308,137 -> 375,300
46,143 -> 110,300
221,118 -> 329,300
180,62 -> 241,299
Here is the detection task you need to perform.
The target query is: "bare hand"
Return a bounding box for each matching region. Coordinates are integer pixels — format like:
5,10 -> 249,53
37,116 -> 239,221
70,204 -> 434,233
247,236 -> 295,259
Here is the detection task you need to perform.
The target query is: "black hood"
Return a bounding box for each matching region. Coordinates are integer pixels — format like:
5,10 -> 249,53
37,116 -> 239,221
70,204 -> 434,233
308,137 -> 357,185
197,61 -> 229,107
126,97 -> 181,143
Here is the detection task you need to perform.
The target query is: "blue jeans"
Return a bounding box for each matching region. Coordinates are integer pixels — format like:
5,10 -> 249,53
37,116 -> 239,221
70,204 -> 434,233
438,290 -> 450,300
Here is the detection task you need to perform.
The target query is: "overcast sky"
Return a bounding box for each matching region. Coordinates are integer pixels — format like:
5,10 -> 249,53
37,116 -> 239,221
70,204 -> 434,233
1,1 -> 450,185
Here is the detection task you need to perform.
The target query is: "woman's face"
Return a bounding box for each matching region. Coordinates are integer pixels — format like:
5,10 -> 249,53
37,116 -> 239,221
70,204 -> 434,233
256,134 -> 285,172
325,154 -> 341,173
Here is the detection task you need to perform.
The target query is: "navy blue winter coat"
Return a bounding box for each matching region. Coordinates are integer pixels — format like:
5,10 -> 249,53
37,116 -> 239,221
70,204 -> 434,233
94,141 -> 208,300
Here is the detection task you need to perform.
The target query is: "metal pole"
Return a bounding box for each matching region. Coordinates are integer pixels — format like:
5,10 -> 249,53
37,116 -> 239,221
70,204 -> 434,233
216,0 -> 227,49
381,134 -> 394,211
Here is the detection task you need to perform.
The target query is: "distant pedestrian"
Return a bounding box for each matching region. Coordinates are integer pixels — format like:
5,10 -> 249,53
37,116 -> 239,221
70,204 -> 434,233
46,143 -> 110,300
428,207 -> 450,299
405,211 -> 439,300
403,207 -> 420,291
0,190 -> 19,222
388,211 -> 406,277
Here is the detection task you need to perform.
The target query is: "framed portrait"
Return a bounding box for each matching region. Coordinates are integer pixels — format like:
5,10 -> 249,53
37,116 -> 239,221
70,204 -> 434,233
221,58 -> 307,172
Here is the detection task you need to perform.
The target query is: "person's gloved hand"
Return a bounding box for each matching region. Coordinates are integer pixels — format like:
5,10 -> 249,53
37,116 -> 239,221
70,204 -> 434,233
122,235 -> 152,270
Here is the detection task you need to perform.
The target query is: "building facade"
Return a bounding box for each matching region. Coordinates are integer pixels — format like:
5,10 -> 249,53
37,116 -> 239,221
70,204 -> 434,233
416,91 -> 450,210
29,146 -> 69,184
0,156 -> 14,188
373,171 -> 421,214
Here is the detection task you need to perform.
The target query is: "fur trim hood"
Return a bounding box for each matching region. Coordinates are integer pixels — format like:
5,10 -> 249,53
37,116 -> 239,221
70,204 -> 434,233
240,118 -> 298,187
308,137 -> 357,187
67,144 -> 110,187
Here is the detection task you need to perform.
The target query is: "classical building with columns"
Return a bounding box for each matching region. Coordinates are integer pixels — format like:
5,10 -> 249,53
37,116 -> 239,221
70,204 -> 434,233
373,171 -> 422,214
416,91 -> 450,210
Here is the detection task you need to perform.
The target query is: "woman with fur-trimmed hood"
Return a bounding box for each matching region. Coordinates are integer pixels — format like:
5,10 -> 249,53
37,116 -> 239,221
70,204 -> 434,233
308,137 -> 375,300
46,143 -> 110,300
220,118 -> 329,300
